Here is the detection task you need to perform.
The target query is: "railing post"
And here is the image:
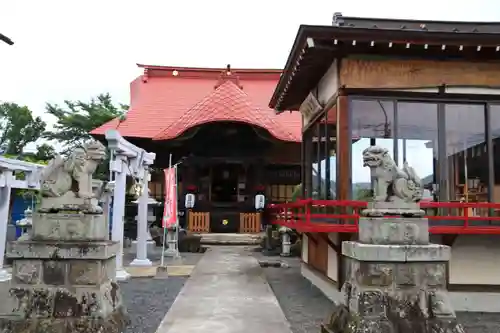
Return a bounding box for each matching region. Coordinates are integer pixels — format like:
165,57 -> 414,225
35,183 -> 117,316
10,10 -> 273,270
464,203 -> 469,229
305,200 -> 312,226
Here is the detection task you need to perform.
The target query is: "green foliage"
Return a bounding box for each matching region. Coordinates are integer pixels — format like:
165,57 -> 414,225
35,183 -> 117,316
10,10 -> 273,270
32,143 -> 56,161
2,155 -> 48,209
291,184 -> 302,202
43,93 -> 128,153
353,185 -> 372,201
0,102 -> 46,155
43,93 -> 128,180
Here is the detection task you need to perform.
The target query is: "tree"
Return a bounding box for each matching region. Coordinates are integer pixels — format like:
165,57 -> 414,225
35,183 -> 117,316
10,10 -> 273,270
0,103 -> 46,155
21,143 -> 57,162
43,93 -> 128,153
43,93 -> 128,180
353,185 -> 372,201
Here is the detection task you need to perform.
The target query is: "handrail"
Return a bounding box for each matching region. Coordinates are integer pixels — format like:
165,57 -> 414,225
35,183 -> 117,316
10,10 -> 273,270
267,200 -> 500,235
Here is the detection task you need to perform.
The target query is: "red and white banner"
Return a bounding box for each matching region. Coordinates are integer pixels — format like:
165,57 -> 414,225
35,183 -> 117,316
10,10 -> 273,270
162,167 -> 177,228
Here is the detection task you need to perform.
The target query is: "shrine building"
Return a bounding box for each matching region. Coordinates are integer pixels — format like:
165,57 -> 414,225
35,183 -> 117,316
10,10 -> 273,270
269,13 -> 500,311
91,64 -> 301,234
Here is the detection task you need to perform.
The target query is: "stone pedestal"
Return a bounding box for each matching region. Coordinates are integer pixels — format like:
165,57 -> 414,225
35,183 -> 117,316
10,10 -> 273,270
327,216 -> 465,332
279,227 -> 292,257
0,213 -> 129,333
164,227 -> 180,258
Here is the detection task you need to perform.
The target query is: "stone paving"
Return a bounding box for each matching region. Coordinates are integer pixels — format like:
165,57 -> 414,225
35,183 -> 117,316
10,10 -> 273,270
155,246 -> 293,333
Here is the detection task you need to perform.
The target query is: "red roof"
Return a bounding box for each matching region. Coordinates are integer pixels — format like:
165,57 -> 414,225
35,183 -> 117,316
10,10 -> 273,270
91,65 -> 302,142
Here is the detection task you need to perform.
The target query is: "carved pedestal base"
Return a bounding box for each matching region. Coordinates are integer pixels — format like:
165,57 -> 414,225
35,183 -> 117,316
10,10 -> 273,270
325,217 -> 465,333
362,202 -> 425,218
0,213 -> 129,333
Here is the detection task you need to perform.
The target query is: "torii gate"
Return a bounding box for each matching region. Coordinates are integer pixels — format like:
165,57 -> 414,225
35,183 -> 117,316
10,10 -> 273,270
0,156 -> 44,281
105,129 -> 156,281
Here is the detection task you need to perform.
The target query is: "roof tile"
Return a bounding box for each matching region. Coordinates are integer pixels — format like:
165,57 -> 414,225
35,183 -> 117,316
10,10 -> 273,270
91,66 -> 301,142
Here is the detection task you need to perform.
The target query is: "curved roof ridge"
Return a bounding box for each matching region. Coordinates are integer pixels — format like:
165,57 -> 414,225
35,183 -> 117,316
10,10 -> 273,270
153,80 -> 297,141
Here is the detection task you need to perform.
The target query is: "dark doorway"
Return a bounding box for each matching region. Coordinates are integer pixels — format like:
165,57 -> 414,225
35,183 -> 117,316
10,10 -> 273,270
210,163 -> 241,233
211,164 -> 239,203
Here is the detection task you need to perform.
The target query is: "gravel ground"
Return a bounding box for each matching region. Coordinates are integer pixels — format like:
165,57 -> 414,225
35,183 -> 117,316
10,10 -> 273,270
255,251 -> 500,333
255,253 -> 332,333
118,247 -> 205,333
119,277 -> 188,333
123,246 -> 205,266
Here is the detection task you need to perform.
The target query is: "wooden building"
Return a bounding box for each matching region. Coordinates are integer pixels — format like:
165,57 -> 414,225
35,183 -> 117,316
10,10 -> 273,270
91,64 -> 301,233
269,13 -> 500,311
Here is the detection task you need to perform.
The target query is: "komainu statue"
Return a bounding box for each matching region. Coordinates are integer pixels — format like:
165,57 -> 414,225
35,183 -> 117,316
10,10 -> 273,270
39,141 -> 107,213
362,145 -> 423,203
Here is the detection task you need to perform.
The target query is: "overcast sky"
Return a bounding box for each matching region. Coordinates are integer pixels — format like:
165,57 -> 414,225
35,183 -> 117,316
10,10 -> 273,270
2,0 -> 499,179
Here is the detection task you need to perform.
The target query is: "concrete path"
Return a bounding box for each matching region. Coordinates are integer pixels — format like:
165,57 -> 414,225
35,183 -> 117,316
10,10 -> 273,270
155,246 -> 293,333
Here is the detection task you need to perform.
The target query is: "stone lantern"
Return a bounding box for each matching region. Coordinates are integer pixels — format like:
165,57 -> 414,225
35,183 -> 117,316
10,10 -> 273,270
15,207 -> 33,240
132,189 -> 159,248
278,226 -> 293,257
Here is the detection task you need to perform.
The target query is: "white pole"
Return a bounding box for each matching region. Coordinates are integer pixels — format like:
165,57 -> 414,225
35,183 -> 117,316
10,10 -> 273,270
0,172 -> 12,281
174,164 -> 180,258
160,154 -> 172,267
112,157 -> 130,281
130,168 -> 152,266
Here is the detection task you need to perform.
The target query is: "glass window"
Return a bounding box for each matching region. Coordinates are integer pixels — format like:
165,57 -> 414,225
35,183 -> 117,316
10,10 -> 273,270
491,104 -> 500,201
396,102 -> 438,201
312,123 -> 323,199
303,128 -> 314,199
326,106 -> 337,199
265,185 -> 295,203
351,99 -> 395,199
311,111 -> 336,200
444,104 -> 486,202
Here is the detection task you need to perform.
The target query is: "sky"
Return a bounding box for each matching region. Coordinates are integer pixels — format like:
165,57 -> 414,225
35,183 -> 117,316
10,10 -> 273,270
1,0 -> 500,179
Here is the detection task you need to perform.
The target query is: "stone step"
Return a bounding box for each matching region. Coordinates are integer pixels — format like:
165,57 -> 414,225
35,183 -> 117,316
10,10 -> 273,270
198,233 -> 263,245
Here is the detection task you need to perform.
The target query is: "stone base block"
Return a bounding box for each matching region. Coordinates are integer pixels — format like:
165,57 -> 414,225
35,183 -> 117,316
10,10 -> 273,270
343,258 -> 447,289
0,272 -> 129,332
342,241 -> 450,262
32,213 -> 108,241
363,201 -> 425,217
10,257 -> 116,286
7,240 -> 119,260
0,306 -> 128,333
329,257 -> 464,332
359,217 -> 429,245
324,302 -> 464,333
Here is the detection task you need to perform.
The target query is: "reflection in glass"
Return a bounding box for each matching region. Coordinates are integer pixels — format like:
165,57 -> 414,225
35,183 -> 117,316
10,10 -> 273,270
351,99 -> 395,199
312,108 -> 337,200
396,102 -> 438,200
491,104 -> 500,201
445,104 -> 486,202
312,123 -> 322,199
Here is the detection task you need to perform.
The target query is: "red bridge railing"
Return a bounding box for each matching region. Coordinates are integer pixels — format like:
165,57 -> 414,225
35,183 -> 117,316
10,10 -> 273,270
267,199 -> 500,234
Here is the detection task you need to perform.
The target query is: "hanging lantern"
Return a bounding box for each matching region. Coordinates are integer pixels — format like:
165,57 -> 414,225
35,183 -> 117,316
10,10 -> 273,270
185,193 -> 195,209
255,194 -> 266,211
128,181 -> 143,199
185,185 -> 197,209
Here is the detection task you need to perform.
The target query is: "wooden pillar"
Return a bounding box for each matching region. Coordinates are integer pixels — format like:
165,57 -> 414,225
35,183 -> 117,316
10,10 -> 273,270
336,94 -> 351,201
324,110 -> 331,199
316,122 -> 322,198
336,94 -> 351,291
304,130 -> 314,198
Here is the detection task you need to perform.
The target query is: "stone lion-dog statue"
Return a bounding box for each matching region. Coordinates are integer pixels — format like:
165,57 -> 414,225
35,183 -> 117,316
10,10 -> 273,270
362,145 -> 423,203
39,141 -> 107,213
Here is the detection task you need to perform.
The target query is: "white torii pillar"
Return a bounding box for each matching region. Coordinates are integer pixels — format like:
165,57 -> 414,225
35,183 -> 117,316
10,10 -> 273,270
0,157 -> 44,281
105,130 -> 156,281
